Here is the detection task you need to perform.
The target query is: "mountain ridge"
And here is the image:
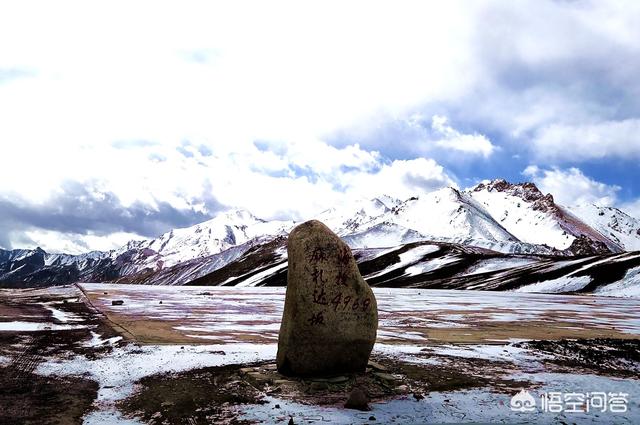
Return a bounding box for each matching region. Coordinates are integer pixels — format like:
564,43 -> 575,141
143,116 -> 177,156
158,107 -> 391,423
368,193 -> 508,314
2,179 -> 640,291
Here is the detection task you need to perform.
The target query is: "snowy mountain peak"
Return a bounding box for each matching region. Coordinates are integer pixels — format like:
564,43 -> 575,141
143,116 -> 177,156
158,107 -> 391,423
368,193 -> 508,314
399,186 -> 462,207
107,207 -> 295,272
473,179 -> 557,213
315,196 -> 396,235
367,186 -> 519,248
197,208 -> 264,229
374,194 -> 403,210
369,197 -> 392,211
468,179 -> 623,252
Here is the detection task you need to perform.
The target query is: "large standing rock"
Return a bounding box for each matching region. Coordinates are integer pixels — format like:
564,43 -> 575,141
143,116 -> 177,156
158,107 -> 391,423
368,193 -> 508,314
277,220 -> 378,376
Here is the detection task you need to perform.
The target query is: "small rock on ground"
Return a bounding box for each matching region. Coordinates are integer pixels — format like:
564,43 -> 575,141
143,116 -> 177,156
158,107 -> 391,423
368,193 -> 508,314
344,387 -> 370,411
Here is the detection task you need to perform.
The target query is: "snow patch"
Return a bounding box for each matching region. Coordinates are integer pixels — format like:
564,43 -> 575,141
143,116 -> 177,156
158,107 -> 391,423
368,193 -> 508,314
40,302 -> 85,323
366,245 -> 440,278
405,255 -> 459,276
37,342 -> 278,414
82,331 -> 123,348
594,266 -> 640,298
0,321 -> 87,331
463,258 -> 537,276
514,276 -> 592,294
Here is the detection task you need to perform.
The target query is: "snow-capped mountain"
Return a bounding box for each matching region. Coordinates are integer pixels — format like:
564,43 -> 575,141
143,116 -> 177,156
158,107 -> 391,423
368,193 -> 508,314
313,197 -> 398,236
2,178 -> 640,290
353,187 -> 523,250
323,181 -> 624,255
468,180 -> 624,252
0,247 -> 117,286
114,209 -> 293,273
566,204 -> 640,251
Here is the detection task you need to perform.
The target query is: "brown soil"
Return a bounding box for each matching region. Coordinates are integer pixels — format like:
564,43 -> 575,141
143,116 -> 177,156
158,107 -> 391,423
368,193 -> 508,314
105,317 -> 199,344
514,338 -> 640,378
79,284 -> 640,345
416,319 -> 639,344
0,287 -> 124,424
100,314 -> 639,346
0,291 -> 124,360
118,363 -> 268,425
381,355 -> 529,394
0,367 -> 98,425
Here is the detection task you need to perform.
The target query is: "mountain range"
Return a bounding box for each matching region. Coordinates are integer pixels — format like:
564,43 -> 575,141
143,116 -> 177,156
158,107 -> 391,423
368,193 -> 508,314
2,179 -> 640,296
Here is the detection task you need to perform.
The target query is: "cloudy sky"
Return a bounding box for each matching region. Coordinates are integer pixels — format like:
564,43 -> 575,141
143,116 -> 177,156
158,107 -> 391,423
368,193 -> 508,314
1,0 -> 639,253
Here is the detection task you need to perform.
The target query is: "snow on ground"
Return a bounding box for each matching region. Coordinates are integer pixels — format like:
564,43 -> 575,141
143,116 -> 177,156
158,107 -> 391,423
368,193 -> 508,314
40,301 -> 85,323
421,343 -> 537,363
0,321 -> 88,331
404,254 -> 459,276
241,373 -> 640,425
38,342 -> 277,402
373,339 -> 540,367
373,288 -> 640,335
594,266 -> 640,298
82,411 -> 144,425
506,372 -> 640,425
462,257 -> 538,276
365,245 -> 440,278
37,340 -> 277,423
3,284 -> 638,424
514,276 -> 592,294
82,284 -> 285,343
82,331 -> 123,348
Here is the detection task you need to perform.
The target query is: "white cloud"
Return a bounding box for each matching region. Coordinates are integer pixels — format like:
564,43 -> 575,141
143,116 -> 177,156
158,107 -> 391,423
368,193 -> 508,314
522,166 -> 620,207
19,230 -> 142,255
531,119 -> 640,161
0,1 -> 474,252
621,199 -> 640,219
430,115 -> 495,157
431,1 -> 640,161
344,158 -> 457,200
0,1 -> 478,151
0,135 -> 456,252
1,0 -> 639,251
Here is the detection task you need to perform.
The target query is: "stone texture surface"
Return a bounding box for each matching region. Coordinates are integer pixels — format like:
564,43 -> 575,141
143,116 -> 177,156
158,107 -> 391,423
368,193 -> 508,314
277,220 -> 378,376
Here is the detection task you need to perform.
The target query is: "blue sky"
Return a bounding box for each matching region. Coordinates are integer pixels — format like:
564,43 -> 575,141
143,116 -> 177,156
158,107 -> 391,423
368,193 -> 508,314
0,0 -> 639,253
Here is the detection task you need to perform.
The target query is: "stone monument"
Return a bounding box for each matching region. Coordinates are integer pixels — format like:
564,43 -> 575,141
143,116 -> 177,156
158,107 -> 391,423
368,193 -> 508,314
276,220 -> 378,376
